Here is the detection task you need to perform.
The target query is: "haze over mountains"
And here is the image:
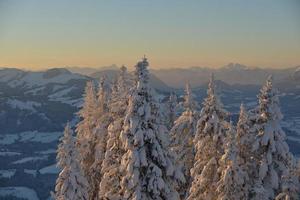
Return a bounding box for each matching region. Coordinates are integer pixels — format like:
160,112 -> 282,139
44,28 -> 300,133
1,63 -> 299,134
64,63 -> 300,88
1,64 -> 300,199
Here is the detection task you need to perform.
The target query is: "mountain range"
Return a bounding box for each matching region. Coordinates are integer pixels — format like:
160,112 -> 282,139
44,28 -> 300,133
66,63 -> 300,88
0,65 -> 300,200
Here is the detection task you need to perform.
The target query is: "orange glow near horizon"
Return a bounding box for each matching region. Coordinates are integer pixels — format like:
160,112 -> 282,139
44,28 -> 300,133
0,1 -> 300,70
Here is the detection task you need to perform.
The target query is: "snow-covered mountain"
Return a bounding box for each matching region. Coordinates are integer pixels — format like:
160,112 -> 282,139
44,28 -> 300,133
1,66 -> 300,200
66,65 -> 119,76
90,69 -> 171,92
0,67 -> 171,134
0,68 -> 90,133
151,63 -> 299,88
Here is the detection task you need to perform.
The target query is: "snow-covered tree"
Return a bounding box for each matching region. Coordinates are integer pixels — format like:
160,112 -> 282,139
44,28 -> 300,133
251,76 -> 298,199
117,65 -> 132,95
76,81 -> 98,176
216,123 -> 249,200
187,74 -> 229,200
169,83 -> 198,197
97,77 -> 109,112
88,77 -> 112,200
120,57 -> 182,200
236,103 -> 254,164
55,123 -> 89,200
275,155 -> 299,200
183,83 -> 198,111
166,92 -> 178,129
99,66 -> 131,199
236,103 -> 257,196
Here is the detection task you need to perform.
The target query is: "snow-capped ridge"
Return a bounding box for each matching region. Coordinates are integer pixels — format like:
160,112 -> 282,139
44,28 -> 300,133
43,68 -> 71,79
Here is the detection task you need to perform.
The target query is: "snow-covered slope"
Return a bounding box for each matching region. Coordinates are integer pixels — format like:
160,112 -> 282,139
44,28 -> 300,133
0,68 -> 89,133
151,64 -> 299,88
0,66 -> 299,200
0,68 -> 85,88
90,69 -> 171,92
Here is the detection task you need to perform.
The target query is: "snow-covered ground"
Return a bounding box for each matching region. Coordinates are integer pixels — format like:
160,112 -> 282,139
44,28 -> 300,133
0,151 -> 21,156
12,156 -> 48,164
0,131 -> 61,199
37,149 -> 57,155
7,99 -> 41,113
0,131 -> 62,145
24,169 -> 37,177
0,169 -> 16,178
0,187 -> 39,200
40,164 -> 60,174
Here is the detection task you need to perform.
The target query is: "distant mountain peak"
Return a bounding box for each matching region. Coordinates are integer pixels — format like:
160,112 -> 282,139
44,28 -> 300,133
293,68 -> 300,81
43,68 -> 71,79
222,63 -> 249,70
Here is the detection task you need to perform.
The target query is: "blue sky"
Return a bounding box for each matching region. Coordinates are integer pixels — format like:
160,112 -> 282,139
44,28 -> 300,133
0,0 -> 299,69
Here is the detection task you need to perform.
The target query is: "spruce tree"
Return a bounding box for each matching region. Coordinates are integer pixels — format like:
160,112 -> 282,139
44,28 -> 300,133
120,57 -> 182,200
236,103 -> 254,164
252,76 -> 298,199
55,124 -> 89,200
166,92 -> 178,129
187,74 -> 229,200
76,81 -> 98,178
183,83 -> 198,111
216,123 -> 249,200
169,83 -> 198,197
275,155 -> 299,200
236,103 -> 256,198
89,77 -> 112,200
99,66 -> 131,199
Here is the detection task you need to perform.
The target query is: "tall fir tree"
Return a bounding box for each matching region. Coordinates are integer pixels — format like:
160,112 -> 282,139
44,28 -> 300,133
236,103 -> 256,197
187,74 -> 229,200
55,123 -> 89,200
216,123 -> 249,200
275,155 -> 299,200
89,77 -> 112,200
169,83 -> 198,197
251,76 -> 299,199
119,57 -> 182,200
236,103 -> 254,164
166,92 -> 178,129
99,66 -> 131,199
76,81 -> 98,177
183,83 -> 198,111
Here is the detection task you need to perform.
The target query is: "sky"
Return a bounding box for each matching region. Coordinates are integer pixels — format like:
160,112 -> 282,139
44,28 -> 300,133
0,0 -> 300,70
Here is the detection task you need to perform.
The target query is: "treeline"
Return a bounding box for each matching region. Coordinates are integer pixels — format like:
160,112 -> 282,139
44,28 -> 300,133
53,58 -> 299,200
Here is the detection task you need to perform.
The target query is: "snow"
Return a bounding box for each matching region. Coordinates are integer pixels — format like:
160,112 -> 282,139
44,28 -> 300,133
47,86 -> 83,106
0,68 -> 24,82
24,169 -> 37,177
0,131 -> 62,145
48,86 -> 75,99
0,151 -> 21,156
7,99 -> 41,112
12,156 -> 48,164
0,187 -> 39,200
0,169 -> 16,178
1,69 -> 85,88
0,134 -> 18,145
24,86 -> 46,95
37,149 -> 57,155
40,164 -> 60,174
19,131 -> 62,143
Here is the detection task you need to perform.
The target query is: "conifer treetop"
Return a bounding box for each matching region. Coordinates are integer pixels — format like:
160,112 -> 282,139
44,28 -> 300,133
184,82 -> 197,111
120,57 -> 181,200
55,123 -> 89,200
200,73 -> 228,121
135,56 -> 150,90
